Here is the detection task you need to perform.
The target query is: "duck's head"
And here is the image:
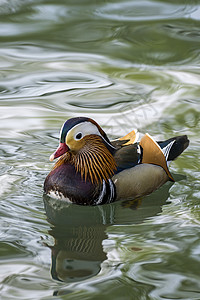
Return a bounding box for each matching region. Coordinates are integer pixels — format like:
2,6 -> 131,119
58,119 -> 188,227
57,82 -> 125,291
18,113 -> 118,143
50,117 -> 115,160
49,117 -> 116,183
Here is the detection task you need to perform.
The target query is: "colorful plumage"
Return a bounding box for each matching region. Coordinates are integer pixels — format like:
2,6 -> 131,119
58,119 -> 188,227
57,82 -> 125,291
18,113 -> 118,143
44,117 -> 189,205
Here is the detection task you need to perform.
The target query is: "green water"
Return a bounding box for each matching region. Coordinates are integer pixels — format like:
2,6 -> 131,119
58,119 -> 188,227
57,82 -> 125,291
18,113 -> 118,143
0,0 -> 200,299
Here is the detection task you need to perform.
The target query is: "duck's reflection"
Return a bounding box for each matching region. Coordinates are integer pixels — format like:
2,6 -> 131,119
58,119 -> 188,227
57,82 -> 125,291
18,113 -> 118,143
43,182 -> 173,283
49,224 -> 107,282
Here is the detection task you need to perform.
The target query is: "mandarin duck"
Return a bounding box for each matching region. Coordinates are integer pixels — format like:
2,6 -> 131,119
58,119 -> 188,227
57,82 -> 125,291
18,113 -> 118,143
44,117 -> 189,205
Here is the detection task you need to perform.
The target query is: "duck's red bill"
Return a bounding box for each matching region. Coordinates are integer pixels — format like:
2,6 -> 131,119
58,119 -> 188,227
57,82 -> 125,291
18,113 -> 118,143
49,143 -> 69,161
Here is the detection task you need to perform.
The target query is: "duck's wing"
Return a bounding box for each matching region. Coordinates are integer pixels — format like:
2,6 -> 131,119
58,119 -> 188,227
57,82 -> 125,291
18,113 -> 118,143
113,132 -> 176,181
118,129 -> 139,146
111,129 -> 140,172
114,143 -> 140,173
139,133 -> 174,181
111,129 -> 139,148
112,134 -> 174,201
112,131 -> 188,182
112,133 -> 189,200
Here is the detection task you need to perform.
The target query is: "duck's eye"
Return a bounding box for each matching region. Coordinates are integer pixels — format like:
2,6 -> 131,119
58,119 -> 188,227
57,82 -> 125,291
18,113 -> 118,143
75,132 -> 83,140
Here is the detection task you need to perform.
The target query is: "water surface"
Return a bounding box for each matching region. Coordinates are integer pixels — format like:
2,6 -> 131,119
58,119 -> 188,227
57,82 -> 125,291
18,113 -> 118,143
0,0 -> 200,299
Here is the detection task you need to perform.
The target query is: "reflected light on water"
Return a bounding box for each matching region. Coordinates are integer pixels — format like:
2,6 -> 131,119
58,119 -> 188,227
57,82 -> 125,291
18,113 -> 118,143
0,0 -> 200,299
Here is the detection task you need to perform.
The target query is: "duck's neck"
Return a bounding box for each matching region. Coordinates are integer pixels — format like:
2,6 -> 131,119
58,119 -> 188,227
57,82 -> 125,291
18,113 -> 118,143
73,141 -> 117,184
53,139 -> 117,184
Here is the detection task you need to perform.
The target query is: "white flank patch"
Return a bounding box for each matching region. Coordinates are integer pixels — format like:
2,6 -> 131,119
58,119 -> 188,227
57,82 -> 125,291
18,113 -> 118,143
48,190 -> 73,203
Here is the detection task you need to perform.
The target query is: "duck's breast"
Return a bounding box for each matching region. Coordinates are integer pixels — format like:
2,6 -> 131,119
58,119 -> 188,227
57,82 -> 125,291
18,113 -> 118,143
44,163 -> 98,204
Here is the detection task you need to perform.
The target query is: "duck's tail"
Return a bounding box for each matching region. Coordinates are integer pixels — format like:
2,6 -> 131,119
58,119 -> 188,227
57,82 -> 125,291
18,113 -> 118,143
158,135 -> 189,162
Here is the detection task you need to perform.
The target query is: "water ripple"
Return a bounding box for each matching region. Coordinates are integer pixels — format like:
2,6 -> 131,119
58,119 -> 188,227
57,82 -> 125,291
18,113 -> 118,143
0,0 -> 199,298
95,1 -> 195,21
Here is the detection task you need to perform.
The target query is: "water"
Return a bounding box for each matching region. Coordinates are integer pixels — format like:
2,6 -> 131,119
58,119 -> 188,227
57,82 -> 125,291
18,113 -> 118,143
0,0 -> 200,299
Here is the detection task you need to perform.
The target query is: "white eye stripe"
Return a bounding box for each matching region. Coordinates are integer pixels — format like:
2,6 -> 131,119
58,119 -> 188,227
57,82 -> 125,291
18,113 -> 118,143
65,121 -> 116,150
67,121 -> 101,140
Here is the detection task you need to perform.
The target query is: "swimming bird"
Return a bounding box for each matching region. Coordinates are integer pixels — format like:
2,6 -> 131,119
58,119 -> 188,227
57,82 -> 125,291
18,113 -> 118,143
44,117 -> 189,205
